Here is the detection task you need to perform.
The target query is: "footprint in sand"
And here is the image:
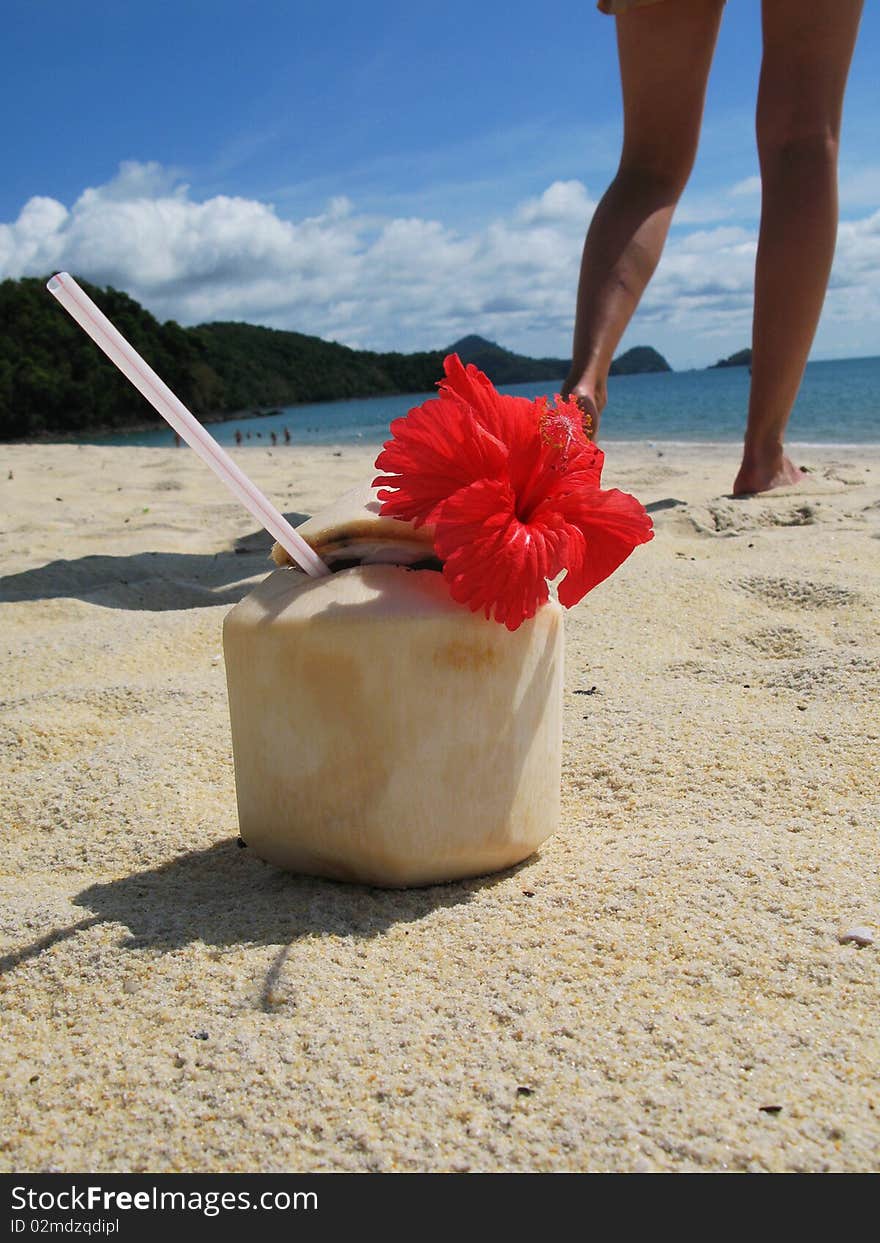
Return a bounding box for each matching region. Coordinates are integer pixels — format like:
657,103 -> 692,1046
823,464 -> 867,487
687,501 -> 819,537
767,504 -> 821,527
760,655 -> 878,695
745,625 -> 815,659
861,501 -> 880,535
738,574 -> 860,609
621,463 -> 687,486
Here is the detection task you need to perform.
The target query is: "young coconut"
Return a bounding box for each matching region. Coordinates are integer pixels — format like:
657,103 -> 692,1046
223,483 -> 563,888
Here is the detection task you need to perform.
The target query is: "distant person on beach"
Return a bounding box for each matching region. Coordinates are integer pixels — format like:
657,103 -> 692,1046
562,0 -> 864,495
283,426 -> 291,444
234,429 -> 242,445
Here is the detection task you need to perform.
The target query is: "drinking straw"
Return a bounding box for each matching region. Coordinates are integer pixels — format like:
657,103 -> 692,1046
46,272 -> 330,578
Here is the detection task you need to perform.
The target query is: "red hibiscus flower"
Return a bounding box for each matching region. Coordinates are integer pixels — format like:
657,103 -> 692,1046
372,354 -> 653,631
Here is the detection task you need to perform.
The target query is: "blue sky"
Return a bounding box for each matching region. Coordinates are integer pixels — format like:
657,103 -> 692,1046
2,0 -> 878,368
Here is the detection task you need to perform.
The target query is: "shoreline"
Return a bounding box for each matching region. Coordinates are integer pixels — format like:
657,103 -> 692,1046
6,437 -> 879,457
1,403 -> 321,445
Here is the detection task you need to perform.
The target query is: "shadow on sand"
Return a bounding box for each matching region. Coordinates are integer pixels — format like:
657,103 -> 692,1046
0,839 -> 526,985
0,515 -> 310,611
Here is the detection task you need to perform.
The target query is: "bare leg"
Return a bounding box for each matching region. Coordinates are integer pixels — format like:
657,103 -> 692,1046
732,0 -> 863,495
563,0 -> 724,437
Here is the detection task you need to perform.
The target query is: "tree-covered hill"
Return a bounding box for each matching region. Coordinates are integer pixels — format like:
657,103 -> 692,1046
0,277 -> 222,439
447,334 -> 569,384
0,277 -> 448,439
190,321 -> 445,410
0,277 -> 671,440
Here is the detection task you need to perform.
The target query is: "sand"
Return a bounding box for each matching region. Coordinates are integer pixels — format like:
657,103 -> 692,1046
1,438 -> 878,1173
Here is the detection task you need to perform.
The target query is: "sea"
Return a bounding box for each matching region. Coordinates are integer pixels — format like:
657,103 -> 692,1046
80,354 -> 880,449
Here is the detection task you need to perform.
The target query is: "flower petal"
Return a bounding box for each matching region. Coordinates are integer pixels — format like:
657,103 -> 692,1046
555,488 -> 654,606
439,353 -> 536,454
373,396 -> 507,527
434,479 -> 570,630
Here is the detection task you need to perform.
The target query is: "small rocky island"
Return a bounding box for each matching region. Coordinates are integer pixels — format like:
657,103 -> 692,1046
710,348 -> 752,369
608,345 -> 671,375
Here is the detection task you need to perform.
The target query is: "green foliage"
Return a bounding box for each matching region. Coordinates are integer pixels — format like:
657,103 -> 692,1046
0,276 -> 219,438
189,322 -> 446,409
447,335 -> 569,384
0,277 -> 447,439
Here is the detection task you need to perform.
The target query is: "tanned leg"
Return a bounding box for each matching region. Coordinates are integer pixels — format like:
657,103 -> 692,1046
732,0 -> 863,495
563,0 -> 725,438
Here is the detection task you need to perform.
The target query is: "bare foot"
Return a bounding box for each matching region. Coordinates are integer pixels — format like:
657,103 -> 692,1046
561,381 -> 603,441
732,452 -> 807,497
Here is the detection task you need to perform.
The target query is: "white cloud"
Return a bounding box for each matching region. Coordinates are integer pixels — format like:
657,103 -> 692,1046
2,161 -> 878,365
839,164 -> 880,213
729,175 -> 761,198
515,179 -> 595,227
0,196 -> 68,274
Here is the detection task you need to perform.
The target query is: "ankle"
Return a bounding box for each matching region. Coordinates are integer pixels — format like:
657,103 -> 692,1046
563,374 -> 606,414
741,434 -> 785,467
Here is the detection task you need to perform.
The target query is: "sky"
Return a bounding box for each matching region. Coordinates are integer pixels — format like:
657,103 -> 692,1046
2,0 -> 879,370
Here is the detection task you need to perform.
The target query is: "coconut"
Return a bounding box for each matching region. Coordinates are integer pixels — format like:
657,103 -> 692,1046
223,484 -> 563,887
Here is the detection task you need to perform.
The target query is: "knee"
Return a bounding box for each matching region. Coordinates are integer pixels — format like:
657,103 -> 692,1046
756,120 -> 840,173
615,153 -> 693,205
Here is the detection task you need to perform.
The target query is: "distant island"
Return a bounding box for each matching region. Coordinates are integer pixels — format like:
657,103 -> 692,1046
609,345 -> 671,376
0,276 -> 671,440
710,348 -> 752,369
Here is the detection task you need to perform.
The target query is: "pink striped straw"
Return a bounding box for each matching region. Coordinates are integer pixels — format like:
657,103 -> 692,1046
47,272 -> 329,578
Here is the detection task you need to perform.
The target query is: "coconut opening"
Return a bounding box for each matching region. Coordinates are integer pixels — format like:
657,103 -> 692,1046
270,484 -> 441,574
328,553 -> 444,574
273,534 -> 442,574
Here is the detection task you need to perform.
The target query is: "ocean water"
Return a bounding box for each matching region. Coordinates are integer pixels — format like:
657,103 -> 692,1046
81,354 -> 880,448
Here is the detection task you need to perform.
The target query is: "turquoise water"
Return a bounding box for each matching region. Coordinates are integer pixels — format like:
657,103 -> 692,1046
80,354 -> 880,448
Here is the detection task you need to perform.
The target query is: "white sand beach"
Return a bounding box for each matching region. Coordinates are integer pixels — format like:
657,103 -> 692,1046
1,438 -> 878,1172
